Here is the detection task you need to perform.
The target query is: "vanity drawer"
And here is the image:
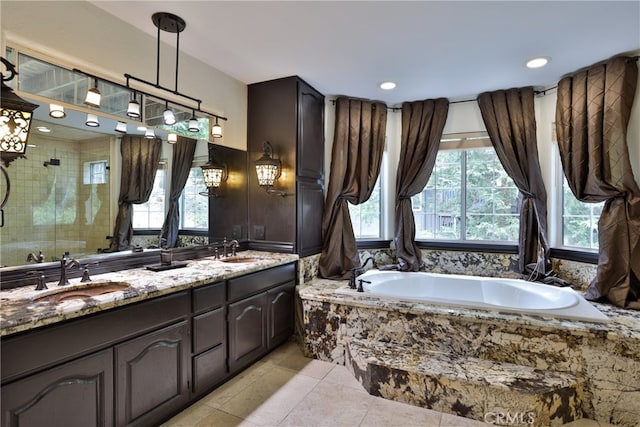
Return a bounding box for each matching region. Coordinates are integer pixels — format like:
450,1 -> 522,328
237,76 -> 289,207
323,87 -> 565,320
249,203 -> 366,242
192,307 -> 225,354
193,281 -> 225,314
192,344 -> 226,396
228,263 -> 295,302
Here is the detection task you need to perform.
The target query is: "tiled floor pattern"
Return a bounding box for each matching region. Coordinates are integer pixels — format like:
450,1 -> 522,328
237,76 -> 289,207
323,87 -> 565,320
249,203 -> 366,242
162,341 -> 615,427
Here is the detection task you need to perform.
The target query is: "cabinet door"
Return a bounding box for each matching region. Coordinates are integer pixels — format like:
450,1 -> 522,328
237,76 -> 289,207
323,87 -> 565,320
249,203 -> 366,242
115,321 -> 189,427
297,81 -> 325,180
228,292 -> 267,373
1,349 -> 113,427
267,281 -> 296,349
297,179 -> 324,256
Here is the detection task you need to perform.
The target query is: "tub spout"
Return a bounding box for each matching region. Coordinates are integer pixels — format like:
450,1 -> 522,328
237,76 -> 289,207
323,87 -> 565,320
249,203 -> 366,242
361,257 -> 376,270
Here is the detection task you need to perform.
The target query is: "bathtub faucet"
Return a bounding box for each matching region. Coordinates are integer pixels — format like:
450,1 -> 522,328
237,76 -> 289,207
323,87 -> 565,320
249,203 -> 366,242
348,257 -> 376,290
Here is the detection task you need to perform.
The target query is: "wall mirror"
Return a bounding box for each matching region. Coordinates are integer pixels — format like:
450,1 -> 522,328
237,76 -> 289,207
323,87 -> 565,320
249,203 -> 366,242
0,97 -> 248,268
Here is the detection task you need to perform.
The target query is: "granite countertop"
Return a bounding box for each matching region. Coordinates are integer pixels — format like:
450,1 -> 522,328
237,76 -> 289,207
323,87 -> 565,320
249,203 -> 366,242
0,251 -> 298,337
299,278 -> 640,342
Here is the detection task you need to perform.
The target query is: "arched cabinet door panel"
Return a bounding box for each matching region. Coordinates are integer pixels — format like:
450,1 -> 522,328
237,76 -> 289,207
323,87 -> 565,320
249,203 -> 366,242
1,349 -> 113,427
115,320 -> 190,427
228,292 -> 268,373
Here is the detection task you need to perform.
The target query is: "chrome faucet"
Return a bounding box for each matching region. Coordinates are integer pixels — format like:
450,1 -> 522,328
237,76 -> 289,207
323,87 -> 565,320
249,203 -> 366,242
57,254 -> 80,286
26,251 -> 45,263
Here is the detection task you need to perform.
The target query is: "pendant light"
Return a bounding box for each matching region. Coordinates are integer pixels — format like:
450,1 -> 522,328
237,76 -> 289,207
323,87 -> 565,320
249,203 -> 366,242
49,104 -> 66,119
163,101 -> 176,125
85,113 -> 100,127
188,111 -> 199,132
144,128 -> 155,139
127,92 -> 141,118
167,133 -> 177,144
115,121 -> 127,134
211,117 -> 222,138
84,78 -> 101,108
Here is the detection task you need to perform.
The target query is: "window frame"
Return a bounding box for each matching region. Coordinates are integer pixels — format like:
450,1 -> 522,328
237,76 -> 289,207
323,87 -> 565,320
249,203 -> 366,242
413,132 -> 520,246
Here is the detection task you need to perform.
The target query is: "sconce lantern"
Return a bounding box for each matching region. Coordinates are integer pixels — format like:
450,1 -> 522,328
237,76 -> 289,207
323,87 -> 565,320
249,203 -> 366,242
1,57 -> 39,167
200,147 -> 228,197
255,141 -> 286,196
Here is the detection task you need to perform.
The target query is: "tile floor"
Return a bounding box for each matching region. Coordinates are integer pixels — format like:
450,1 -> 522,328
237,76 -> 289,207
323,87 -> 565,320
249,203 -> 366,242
162,341 -> 615,427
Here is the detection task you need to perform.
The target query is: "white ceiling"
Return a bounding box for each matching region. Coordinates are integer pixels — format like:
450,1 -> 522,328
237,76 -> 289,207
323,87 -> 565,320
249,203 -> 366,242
89,1 -> 639,105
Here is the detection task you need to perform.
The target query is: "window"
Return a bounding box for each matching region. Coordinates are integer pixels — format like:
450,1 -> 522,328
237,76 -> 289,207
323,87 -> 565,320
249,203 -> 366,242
83,161 -> 108,185
180,166 -> 209,229
349,176 -> 382,239
132,163 -> 166,229
413,133 -> 520,242
562,177 -> 602,250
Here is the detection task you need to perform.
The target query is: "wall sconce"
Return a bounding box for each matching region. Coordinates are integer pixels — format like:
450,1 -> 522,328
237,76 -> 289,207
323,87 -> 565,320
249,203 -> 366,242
200,145 -> 228,197
255,141 -> 287,196
1,57 -> 39,167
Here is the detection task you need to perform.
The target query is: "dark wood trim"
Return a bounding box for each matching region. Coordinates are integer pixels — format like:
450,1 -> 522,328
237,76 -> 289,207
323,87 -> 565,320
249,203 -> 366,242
550,248 -> 598,264
416,240 -> 519,254
247,241 -> 294,253
132,229 -> 162,236
356,240 -> 392,249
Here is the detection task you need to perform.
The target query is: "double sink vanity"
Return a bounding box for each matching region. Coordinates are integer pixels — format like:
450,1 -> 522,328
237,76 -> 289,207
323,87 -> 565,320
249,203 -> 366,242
0,251 -> 298,427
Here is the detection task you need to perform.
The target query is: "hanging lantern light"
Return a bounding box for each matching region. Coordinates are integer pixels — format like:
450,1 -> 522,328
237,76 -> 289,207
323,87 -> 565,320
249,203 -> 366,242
1,58 -> 39,167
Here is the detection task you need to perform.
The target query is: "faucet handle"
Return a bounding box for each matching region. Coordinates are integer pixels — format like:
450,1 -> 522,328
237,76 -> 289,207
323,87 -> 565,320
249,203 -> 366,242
81,262 -> 98,282
27,271 -> 47,291
357,279 -> 371,293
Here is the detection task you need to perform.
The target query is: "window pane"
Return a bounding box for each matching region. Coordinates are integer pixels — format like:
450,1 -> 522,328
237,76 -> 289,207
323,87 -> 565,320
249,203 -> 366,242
562,178 -> 602,249
180,167 -> 208,229
349,176 -> 381,239
414,151 -> 462,239
133,167 -> 165,229
414,145 -> 518,242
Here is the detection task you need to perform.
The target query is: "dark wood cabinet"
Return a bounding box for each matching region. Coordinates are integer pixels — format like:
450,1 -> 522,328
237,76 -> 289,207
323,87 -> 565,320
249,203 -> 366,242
1,349 -> 113,427
267,281 -> 296,349
0,262 -> 296,427
191,281 -> 226,396
115,321 -> 190,427
248,76 -> 325,256
228,292 -> 268,372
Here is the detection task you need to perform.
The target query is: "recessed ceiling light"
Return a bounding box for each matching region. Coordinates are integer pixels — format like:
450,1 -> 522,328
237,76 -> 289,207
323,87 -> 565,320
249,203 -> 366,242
379,81 -> 397,90
526,57 -> 551,69
36,126 -> 51,133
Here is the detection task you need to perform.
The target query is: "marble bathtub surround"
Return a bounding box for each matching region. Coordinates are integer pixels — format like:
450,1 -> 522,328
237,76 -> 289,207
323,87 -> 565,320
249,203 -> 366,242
299,279 -> 640,426
0,251 -> 298,337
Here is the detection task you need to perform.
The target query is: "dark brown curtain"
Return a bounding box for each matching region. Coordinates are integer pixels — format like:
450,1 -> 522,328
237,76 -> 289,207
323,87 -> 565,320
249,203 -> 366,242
160,135 -> 197,248
395,98 -> 449,271
478,87 -> 551,276
109,135 -> 162,251
318,97 -> 387,279
556,56 -> 640,309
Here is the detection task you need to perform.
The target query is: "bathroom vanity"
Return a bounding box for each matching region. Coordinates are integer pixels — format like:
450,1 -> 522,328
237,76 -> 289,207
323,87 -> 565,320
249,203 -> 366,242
0,251 -> 297,427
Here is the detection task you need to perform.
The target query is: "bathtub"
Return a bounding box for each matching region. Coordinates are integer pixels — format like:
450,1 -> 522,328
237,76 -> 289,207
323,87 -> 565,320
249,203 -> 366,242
338,270 -> 609,323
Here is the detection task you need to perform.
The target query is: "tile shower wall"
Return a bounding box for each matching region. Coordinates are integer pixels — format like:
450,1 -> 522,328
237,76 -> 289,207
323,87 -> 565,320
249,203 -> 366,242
0,135 -> 111,266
